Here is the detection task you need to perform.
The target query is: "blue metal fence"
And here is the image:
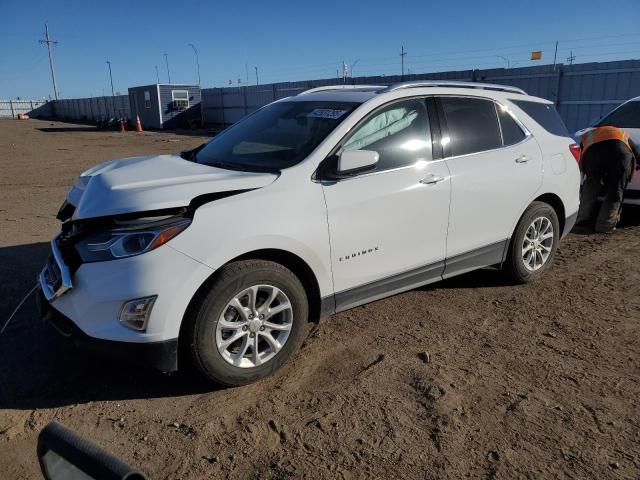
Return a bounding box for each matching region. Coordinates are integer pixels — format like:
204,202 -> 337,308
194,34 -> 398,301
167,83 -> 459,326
201,60 -> 640,133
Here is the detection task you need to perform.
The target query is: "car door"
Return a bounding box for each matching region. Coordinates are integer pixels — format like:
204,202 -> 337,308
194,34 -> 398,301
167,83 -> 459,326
437,96 -> 542,277
319,97 -> 451,311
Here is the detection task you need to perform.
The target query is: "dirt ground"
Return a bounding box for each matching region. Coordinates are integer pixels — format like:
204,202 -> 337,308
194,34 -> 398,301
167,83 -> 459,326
1,118 -> 639,479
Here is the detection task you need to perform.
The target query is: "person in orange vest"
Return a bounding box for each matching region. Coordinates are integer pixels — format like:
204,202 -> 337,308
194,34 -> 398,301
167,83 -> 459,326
575,125 -> 639,233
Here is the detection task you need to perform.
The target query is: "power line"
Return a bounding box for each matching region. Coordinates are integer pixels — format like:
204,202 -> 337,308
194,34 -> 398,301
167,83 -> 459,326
38,23 -> 59,100
253,38 -> 640,84
210,33 -> 640,87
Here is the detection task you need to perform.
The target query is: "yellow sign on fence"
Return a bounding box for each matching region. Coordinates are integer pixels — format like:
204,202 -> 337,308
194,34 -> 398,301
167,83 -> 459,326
531,51 -> 542,61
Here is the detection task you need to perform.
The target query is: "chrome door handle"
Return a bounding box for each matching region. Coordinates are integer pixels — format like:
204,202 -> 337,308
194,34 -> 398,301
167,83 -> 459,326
419,174 -> 445,185
515,155 -> 530,163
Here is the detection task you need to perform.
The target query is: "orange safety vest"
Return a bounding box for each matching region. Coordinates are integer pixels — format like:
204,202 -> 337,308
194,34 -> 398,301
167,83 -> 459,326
581,126 -> 631,154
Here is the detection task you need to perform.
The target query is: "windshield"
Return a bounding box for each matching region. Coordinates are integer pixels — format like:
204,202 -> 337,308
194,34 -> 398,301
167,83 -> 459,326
195,101 -> 359,171
599,101 -> 640,128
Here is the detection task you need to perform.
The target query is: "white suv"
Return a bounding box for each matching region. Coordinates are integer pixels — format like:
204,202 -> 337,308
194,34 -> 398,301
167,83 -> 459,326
39,81 -> 580,386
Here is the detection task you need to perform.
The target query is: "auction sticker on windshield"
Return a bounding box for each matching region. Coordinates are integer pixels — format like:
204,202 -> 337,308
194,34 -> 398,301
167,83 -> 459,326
307,109 -> 348,119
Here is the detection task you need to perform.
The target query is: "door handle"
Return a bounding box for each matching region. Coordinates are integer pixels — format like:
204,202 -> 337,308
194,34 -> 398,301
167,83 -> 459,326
515,155 -> 530,163
419,174 -> 445,185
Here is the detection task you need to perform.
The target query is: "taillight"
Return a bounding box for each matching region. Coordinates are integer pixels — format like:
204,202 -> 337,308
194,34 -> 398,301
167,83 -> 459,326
569,144 -> 581,163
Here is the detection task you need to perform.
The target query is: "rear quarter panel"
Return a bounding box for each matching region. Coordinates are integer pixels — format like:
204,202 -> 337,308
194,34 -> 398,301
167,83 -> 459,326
508,99 -> 581,228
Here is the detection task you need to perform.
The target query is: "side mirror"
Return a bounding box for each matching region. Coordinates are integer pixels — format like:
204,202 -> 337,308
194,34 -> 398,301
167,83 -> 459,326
337,150 -> 379,175
38,422 -> 146,480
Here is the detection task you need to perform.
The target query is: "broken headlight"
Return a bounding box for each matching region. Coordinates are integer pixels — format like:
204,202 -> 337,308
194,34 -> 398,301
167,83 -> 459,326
74,216 -> 191,262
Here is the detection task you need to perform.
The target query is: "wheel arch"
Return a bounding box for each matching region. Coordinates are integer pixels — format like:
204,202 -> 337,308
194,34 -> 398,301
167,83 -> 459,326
232,249 -> 324,324
179,248 -> 323,340
503,192 -> 566,266
532,192 -> 566,234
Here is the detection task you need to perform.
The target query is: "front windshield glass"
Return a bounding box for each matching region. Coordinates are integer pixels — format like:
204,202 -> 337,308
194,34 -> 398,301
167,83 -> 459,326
195,101 -> 359,171
599,101 -> 640,128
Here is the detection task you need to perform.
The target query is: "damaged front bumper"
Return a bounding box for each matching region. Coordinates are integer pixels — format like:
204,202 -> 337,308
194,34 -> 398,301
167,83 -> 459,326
37,230 -> 215,372
38,291 -> 179,372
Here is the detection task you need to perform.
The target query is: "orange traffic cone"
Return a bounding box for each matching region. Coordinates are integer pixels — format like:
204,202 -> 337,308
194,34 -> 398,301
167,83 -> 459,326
119,117 -> 126,132
135,115 -> 143,133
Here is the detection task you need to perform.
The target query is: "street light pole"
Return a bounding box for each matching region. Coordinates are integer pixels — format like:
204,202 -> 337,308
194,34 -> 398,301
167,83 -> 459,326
350,59 -> 360,80
188,43 -> 201,85
164,53 -> 171,84
155,65 -> 160,83
254,66 -> 259,86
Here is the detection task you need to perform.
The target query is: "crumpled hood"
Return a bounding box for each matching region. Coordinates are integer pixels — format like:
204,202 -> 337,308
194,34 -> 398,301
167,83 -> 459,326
67,154 -> 278,220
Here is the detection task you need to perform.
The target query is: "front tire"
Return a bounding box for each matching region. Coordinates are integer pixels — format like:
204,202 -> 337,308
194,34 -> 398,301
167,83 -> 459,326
184,260 -> 308,387
504,201 -> 560,283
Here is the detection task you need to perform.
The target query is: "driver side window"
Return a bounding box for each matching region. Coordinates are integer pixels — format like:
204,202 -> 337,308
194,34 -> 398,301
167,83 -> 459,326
340,98 -> 432,172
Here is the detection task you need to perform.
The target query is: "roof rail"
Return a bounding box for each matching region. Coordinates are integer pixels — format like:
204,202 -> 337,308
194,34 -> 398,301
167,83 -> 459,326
383,81 -> 526,95
298,85 -> 385,95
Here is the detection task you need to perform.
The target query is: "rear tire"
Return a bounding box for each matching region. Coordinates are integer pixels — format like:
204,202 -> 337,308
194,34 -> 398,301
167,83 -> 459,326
184,260 -> 308,387
504,201 -> 560,284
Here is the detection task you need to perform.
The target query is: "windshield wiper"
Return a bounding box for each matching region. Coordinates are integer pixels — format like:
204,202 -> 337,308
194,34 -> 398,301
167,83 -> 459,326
207,161 -> 252,172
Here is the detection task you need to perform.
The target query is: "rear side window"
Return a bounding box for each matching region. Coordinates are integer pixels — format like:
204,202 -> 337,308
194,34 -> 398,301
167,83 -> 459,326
598,101 -> 640,128
441,97 -> 502,156
497,105 -> 526,146
510,100 -> 570,137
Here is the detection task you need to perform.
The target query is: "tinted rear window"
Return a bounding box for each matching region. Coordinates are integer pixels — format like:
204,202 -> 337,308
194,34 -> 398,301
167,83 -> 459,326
510,100 -> 570,137
441,97 -> 502,156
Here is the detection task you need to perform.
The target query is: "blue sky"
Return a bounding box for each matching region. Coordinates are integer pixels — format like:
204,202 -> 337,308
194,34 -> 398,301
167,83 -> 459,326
1,0 -> 639,99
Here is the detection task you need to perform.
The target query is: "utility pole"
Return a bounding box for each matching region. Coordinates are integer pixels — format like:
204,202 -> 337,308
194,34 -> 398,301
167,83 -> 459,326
164,53 -> 171,84
400,46 -> 407,78
567,50 -> 576,65
188,43 -> 200,85
552,40 -> 559,71
497,55 -> 510,69
39,23 -> 59,100
245,62 -> 249,84
254,66 -> 259,86
155,65 -> 160,83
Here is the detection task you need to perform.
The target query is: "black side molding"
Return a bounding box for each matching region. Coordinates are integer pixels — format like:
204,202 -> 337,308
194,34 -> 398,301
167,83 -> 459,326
334,261 -> 445,313
323,240 -> 510,317
443,240 -> 508,279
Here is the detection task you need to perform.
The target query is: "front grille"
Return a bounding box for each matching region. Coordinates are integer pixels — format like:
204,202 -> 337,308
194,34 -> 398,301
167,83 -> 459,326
39,234 -> 73,301
43,255 -> 62,293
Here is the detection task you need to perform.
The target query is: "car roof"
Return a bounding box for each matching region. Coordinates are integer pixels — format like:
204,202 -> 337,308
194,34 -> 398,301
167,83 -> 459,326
285,81 -> 531,104
286,87 -> 382,103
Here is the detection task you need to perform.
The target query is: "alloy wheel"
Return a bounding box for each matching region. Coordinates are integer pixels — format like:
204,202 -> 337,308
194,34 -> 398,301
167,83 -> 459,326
215,284 -> 293,368
522,216 -> 554,271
